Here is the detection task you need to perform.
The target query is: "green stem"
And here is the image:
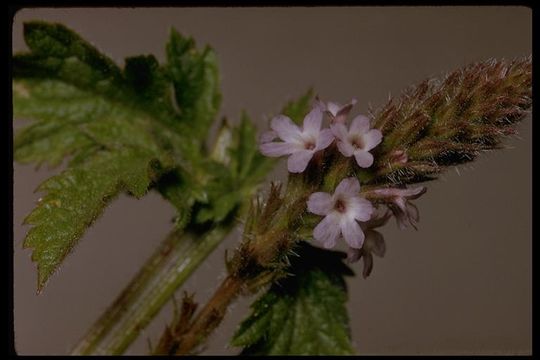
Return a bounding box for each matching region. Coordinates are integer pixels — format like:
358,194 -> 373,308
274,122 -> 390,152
156,174 -> 316,355
71,228 -> 183,355
71,223 -> 234,355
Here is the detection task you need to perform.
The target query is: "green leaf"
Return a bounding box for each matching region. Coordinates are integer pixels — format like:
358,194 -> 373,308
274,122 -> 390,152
23,21 -> 123,81
230,111 -> 276,186
124,55 -> 162,95
12,22 -> 188,290
13,78 -> 111,123
192,161 -> 237,224
12,21 -> 232,298
14,121 -> 94,168
154,168 -> 202,230
15,22 -> 123,100
231,242 -> 355,355
123,55 -> 177,123
13,77 -> 179,290
14,22 -> 181,129
23,147 -> 160,291
193,111 -> 275,224
13,78 -> 170,168
166,28 -> 221,139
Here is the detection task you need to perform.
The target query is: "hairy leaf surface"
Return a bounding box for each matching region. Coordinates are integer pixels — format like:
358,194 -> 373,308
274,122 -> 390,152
23,148 -> 160,291
166,28 -> 221,139
232,242 -> 355,355
13,22 -> 218,290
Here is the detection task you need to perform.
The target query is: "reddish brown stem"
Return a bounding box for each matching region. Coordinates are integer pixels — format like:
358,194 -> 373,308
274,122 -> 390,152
159,275 -> 243,355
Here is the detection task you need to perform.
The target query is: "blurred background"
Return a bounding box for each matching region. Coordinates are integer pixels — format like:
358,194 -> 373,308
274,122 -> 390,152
12,6 -> 531,355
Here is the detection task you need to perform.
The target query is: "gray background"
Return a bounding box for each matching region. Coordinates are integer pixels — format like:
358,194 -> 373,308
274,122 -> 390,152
13,7 -> 532,355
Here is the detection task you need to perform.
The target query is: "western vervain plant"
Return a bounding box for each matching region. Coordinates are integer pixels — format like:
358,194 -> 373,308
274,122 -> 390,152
13,21 -> 531,355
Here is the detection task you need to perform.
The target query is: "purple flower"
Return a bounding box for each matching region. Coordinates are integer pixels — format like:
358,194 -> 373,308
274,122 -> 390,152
369,186 -> 427,230
346,210 -> 391,278
315,97 -> 357,124
259,107 -> 334,173
331,115 -> 383,168
307,177 -> 374,249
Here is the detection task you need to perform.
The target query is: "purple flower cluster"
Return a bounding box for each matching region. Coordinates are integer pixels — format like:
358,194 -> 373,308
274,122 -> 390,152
259,97 -> 426,263
260,98 -> 382,173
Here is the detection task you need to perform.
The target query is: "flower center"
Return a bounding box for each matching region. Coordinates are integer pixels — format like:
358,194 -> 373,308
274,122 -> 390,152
350,135 -> 364,149
334,198 -> 347,213
304,141 -> 316,150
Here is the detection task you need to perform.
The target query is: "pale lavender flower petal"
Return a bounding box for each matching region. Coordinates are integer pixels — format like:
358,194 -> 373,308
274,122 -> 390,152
287,149 -> 314,173
363,129 -> 383,151
393,196 -> 408,213
324,98 -> 358,124
334,114 -> 348,125
270,115 -> 302,143
260,142 -> 296,157
334,104 -> 356,124
313,214 -> 341,248
332,113 -> 382,168
330,123 -> 348,141
334,177 -> 361,197
302,107 -> 323,137
336,98 -> 358,116
363,209 -> 392,229
371,186 -> 426,200
350,114 -> 371,134
259,130 -> 277,143
326,102 -> 342,117
368,186 -> 426,230
402,186 -> 427,199
308,177 -> 375,250
313,96 -> 326,112
337,141 -> 355,157
316,129 -> 335,150
307,192 -> 333,216
369,188 -> 393,197
341,218 -> 365,249
354,150 -> 374,168
348,197 -> 374,222
259,107 -> 337,173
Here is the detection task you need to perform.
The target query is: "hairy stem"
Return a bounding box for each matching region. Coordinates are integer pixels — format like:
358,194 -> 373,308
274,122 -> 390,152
156,175 -> 315,355
71,224 -> 234,355
173,275 -> 242,355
